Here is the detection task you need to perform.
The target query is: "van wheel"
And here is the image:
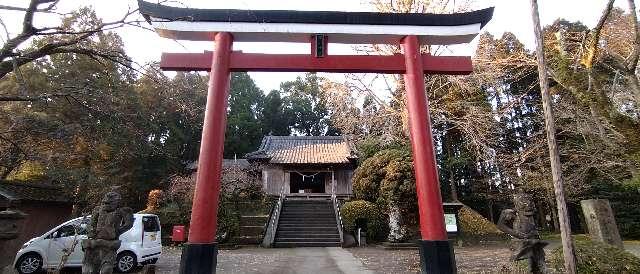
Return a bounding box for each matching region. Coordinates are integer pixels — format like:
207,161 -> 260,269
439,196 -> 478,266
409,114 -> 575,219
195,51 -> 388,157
115,251 -> 137,273
16,253 -> 43,274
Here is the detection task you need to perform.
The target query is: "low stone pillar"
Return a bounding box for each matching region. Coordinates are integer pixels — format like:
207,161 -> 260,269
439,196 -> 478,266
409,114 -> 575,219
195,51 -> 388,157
580,199 -> 623,248
0,209 -> 27,269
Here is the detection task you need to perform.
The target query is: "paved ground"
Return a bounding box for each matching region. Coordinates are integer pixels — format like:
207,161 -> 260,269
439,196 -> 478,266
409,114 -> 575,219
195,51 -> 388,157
151,241 -> 640,274
349,244 -> 513,274
154,246 -> 374,274
3,241 -> 639,274
153,245 -> 514,274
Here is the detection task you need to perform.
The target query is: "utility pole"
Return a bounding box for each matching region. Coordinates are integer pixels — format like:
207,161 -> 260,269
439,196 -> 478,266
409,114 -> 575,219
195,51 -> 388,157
529,1 -> 577,273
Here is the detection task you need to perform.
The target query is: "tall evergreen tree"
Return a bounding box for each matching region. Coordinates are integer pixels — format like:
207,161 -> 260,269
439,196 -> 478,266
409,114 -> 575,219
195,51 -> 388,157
224,72 -> 264,158
280,73 -> 337,136
261,90 -> 292,136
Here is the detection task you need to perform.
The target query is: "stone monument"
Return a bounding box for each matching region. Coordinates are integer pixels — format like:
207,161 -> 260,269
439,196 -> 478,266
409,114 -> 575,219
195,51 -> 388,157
497,190 -> 548,274
0,207 -> 27,269
82,191 -> 133,274
580,199 -> 623,248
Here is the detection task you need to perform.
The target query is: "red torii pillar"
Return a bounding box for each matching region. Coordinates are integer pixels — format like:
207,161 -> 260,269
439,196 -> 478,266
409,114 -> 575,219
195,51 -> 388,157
178,32 -> 233,273
162,36 -> 471,274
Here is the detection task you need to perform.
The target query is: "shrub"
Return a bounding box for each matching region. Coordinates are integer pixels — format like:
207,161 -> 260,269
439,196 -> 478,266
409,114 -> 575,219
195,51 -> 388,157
353,150 -> 404,203
355,137 -> 409,164
216,202 -> 239,243
549,239 -> 640,273
157,166 -> 270,244
353,149 -> 413,204
457,206 -> 507,243
352,148 -> 417,241
340,200 -> 387,241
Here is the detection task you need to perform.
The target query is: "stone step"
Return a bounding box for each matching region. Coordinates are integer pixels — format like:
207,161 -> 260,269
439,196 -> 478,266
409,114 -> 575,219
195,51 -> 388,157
239,215 -> 269,226
284,200 -> 332,203
278,222 -> 337,227
280,212 -> 334,216
233,235 -> 262,245
283,205 -> 332,208
281,212 -> 334,216
284,200 -> 332,205
282,213 -> 333,216
277,226 -> 338,232
284,202 -> 332,204
278,217 -> 336,222
238,225 -> 264,235
278,222 -> 337,226
276,232 -> 340,238
274,237 -> 341,242
282,207 -> 333,211
273,242 -> 340,248
280,209 -> 334,213
281,208 -> 334,211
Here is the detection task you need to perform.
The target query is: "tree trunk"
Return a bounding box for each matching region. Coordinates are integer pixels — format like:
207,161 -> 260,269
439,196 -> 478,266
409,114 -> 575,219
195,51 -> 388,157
488,199 -> 495,223
449,168 -> 459,201
387,205 -> 404,242
548,195 -> 560,232
530,1 -> 577,273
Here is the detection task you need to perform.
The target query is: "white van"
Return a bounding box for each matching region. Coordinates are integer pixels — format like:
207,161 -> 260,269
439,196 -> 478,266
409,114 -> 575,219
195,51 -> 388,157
13,213 -> 162,274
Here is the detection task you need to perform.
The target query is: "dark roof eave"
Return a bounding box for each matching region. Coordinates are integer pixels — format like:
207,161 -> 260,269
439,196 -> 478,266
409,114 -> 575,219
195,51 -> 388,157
138,1 -> 494,28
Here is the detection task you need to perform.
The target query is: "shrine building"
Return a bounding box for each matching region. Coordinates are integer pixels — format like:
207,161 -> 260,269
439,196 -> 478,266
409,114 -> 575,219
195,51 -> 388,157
246,136 -> 357,197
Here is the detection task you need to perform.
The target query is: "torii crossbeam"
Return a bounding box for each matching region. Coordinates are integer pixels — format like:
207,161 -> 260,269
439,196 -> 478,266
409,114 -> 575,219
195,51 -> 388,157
138,1 -> 493,273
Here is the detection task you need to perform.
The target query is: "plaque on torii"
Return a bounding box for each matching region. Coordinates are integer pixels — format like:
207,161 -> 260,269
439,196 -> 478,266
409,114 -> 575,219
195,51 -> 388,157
138,1 -> 493,273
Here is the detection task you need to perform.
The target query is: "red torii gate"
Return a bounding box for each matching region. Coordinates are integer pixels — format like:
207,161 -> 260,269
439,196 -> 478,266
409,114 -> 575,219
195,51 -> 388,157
139,1 -> 493,273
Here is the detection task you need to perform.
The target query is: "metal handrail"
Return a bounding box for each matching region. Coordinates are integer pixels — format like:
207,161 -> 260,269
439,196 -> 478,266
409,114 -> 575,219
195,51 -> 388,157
331,193 -> 345,246
262,182 -> 286,247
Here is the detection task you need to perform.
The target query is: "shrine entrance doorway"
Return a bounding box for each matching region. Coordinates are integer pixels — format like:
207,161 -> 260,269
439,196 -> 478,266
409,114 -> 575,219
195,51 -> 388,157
290,172 -> 327,194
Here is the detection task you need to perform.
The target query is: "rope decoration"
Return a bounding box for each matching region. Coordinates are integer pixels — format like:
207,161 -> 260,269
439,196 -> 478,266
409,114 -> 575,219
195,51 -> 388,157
292,171 -> 324,182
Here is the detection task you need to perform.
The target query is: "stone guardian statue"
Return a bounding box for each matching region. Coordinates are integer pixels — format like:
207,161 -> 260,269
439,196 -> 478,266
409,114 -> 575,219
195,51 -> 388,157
497,190 -> 548,274
82,191 -> 133,274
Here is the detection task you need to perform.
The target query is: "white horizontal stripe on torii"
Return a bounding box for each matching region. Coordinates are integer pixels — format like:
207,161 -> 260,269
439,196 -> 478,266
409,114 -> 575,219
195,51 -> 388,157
150,18 -> 482,45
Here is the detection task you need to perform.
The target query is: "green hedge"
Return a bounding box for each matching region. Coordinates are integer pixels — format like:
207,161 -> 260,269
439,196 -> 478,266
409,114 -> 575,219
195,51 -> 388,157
549,239 -> 640,273
340,200 -> 387,241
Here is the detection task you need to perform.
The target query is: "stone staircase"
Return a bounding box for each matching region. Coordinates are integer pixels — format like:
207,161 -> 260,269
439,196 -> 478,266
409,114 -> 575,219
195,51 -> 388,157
234,215 -> 269,245
274,199 -> 341,247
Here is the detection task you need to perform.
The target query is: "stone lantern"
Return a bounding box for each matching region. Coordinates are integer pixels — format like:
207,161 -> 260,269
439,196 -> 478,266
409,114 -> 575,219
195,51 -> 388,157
0,208 -> 27,240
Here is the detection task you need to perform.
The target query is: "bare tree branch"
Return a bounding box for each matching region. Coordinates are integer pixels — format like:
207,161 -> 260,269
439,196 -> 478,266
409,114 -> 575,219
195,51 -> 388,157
626,0 -> 640,71
0,0 -> 142,79
582,0 -> 615,69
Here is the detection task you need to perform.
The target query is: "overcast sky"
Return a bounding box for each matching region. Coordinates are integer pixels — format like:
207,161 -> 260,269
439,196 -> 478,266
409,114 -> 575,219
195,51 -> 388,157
0,0 -> 629,91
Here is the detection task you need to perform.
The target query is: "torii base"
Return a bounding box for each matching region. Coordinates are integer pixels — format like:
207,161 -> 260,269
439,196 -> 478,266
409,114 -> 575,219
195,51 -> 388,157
418,240 -> 457,274
179,243 -> 218,274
